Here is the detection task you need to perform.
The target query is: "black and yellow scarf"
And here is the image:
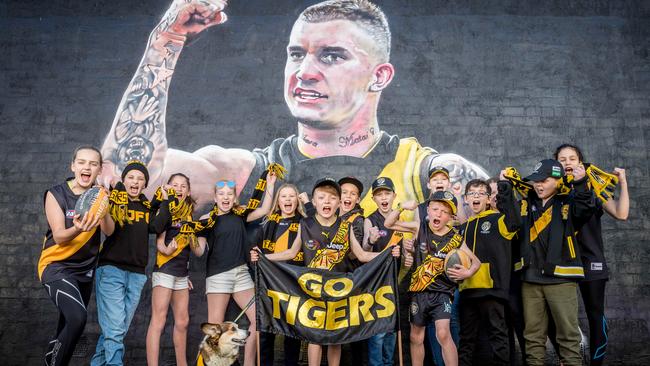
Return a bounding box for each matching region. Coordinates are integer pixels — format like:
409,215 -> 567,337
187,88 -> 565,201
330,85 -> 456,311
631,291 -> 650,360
504,164 -> 617,203
188,163 -> 287,237
108,181 -> 151,227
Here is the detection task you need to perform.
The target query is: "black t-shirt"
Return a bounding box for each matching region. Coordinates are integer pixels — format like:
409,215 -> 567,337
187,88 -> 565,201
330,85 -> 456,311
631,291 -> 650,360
201,212 -> 249,277
98,199 -> 152,274
577,202 -> 608,281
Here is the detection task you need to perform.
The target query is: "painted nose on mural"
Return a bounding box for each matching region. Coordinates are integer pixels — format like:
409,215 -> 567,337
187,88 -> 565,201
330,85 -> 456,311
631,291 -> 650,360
296,55 -> 322,84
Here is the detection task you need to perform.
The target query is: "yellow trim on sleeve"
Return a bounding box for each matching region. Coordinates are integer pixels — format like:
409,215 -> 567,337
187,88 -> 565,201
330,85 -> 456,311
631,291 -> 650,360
553,266 -> 584,276
497,216 -> 517,240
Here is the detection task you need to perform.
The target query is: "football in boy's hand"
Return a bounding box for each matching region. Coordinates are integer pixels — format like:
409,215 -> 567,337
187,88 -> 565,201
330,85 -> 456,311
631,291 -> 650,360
74,187 -> 110,219
444,249 -> 471,282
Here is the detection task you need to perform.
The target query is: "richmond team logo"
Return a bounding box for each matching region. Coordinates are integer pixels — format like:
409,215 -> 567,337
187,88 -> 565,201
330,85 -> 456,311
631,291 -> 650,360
376,177 -> 386,185
481,221 -> 491,234
443,191 -> 454,200
305,240 -> 320,251
410,302 -> 419,315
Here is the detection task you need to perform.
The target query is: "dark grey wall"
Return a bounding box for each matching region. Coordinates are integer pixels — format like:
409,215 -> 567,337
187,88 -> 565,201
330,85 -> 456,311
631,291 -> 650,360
1,0 -> 648,365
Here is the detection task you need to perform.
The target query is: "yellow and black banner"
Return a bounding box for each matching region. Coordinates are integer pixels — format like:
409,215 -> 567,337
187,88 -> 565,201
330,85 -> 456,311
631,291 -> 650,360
255,250 -> 399,345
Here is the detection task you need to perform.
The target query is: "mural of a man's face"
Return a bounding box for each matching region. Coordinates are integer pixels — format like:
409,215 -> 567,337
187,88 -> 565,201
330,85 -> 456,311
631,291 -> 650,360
284,19 -> 380,128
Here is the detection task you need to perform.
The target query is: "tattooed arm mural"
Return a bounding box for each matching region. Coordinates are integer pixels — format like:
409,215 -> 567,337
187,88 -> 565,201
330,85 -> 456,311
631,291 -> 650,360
101,0 -> 254,210
101,0 -> 488,213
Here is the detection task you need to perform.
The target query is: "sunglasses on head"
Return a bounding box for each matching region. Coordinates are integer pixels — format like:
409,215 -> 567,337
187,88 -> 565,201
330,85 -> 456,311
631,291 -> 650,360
215,180 -> 236,188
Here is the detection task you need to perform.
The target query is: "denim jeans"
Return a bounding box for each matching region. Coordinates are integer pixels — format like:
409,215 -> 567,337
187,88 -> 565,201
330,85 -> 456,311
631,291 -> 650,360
91,265 -> 147,366
427,288 -> 460,366
368,332 -> 396,366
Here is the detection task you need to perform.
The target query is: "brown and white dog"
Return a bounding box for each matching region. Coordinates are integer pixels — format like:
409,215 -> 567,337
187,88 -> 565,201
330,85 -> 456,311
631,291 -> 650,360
197,321 -> 249,366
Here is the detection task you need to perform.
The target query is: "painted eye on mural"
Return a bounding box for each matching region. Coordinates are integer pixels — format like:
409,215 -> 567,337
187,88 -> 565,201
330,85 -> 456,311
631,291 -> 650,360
320,53 -> 345,64
288,48 -> 305,61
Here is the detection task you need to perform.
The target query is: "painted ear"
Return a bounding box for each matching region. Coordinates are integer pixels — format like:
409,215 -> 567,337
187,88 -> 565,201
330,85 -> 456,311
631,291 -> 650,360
201,323 -> 222,337
368,63 -> 395,92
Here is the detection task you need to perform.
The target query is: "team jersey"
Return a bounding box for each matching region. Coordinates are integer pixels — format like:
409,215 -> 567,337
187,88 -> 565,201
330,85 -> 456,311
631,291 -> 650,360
300,216 -> 354,272
152,201 -> 193,277
257,213 -> 303,265
38,180 -> 102,283
340,207 -> 365,244
98,199 -> 152,274
409,223 -> 463,294
245,132 -> 488,222
366,210 -> 405,252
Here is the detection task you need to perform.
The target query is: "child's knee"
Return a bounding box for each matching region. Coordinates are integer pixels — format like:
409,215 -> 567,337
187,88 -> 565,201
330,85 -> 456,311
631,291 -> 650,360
436,327 -> 452,344
174,314 -> 189,330
410,331 -> 425,345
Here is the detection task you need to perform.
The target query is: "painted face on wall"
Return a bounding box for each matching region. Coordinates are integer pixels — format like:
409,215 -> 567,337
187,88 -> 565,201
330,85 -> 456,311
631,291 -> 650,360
284,19 -> 378,128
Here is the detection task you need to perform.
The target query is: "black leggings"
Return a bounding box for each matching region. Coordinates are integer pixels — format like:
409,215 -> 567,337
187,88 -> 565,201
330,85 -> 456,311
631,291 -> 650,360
580,279 -> 607,366
548,279 -> 607,366
43,277 -> 93,366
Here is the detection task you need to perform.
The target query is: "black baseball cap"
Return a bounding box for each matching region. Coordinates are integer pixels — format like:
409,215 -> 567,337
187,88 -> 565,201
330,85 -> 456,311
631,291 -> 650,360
312,178 -> 341,197
524,159 -> 564,182
428,166 -> 450,180
371,177 -> 395,194
338,177 -> 364,196
427,190 -> 458,215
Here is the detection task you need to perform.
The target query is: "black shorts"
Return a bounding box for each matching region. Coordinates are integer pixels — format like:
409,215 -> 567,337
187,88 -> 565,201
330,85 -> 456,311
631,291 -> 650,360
409,291 -> 453,326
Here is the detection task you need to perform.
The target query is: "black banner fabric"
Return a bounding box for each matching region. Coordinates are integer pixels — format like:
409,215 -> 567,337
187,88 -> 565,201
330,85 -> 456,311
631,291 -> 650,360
255,250 -> 399,345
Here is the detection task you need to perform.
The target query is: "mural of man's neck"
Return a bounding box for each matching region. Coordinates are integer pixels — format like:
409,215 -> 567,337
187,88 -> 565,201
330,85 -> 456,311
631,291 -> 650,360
297,118 -> 381,159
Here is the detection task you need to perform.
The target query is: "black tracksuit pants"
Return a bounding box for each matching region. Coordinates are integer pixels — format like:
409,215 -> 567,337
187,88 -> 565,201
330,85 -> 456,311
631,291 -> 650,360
459,296 -> 510,366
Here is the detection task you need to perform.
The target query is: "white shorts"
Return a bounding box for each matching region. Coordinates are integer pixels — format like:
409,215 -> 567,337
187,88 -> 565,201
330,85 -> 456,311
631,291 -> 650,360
152,272 -> 189,290
206,265 -> 254,294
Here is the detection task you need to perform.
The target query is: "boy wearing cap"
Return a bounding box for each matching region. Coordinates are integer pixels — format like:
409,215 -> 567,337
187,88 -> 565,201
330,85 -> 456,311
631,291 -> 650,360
252,178 -> 401,366
457,179 -> 518,366
92,160 -> 156,365
385,191 -> 481,366
402,166 -> 463,365
363,177 -> 411,366
497,159 -> 595,366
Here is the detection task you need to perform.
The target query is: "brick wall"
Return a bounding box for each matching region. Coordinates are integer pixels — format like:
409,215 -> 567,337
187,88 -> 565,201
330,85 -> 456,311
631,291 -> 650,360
0,1 -> 648,364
